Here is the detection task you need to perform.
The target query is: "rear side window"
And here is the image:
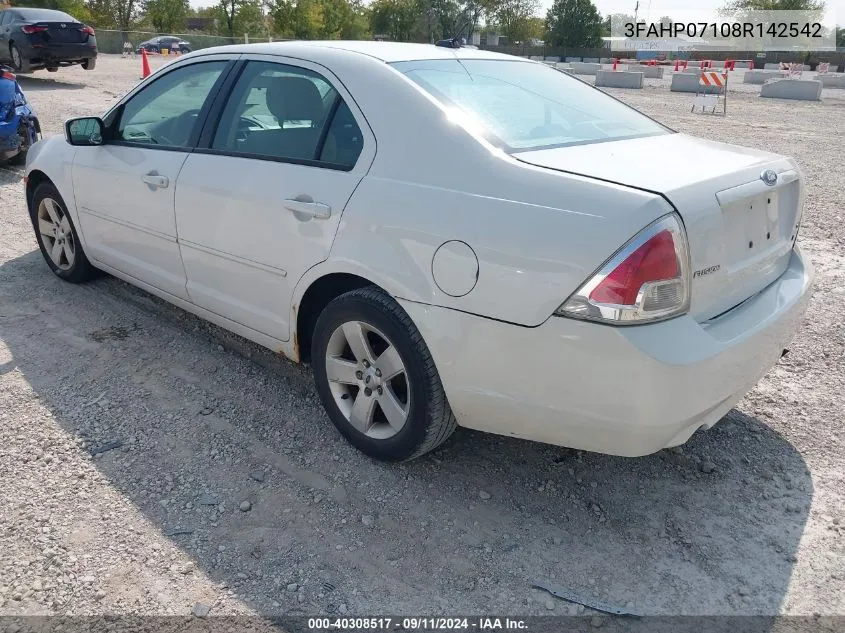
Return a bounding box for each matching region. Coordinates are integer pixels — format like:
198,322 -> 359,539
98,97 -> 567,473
211,61 -> 362,168
117,61 -> 226,148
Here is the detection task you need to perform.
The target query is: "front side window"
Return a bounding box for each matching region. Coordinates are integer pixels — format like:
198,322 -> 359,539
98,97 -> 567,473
392,59 -> 670,152
117,61 -> 226,148
211,61 -> 362,167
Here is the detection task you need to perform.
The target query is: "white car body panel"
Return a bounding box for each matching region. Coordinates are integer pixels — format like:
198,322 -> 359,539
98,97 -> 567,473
24,42 -> 814,457
72,144 -> 191,300
174,54 -> 376,342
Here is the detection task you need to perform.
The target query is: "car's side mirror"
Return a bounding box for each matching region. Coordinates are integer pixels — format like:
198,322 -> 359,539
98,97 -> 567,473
65,117 -> 105,146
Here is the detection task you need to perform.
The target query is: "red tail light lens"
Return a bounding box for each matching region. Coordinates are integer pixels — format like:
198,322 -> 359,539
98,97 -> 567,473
556,213 -> 690,325
21,25 -> 49,34
82,26 -> 95,35
1,71 -> 15,81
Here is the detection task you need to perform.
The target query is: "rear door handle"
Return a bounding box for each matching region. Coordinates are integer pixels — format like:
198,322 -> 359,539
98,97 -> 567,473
283,197 -> 331,219
141,172 -> 169,189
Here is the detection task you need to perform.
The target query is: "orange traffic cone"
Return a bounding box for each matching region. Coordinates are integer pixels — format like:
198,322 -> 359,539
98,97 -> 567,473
140,48 -> 151,79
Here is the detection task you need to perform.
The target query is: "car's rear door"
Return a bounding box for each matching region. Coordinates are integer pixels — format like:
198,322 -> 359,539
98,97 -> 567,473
174,56 -> 375,341
72,56 -> 236,299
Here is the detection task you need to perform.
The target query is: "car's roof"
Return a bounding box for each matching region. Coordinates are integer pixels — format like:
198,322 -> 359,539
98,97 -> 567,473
12,8 -> 77,21
198,40 -> 529,64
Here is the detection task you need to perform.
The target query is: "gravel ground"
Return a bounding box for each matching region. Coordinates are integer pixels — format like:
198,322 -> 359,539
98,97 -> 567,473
0,56 -> 843,622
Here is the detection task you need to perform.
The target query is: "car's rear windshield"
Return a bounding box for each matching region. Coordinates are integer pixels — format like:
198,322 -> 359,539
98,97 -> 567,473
391,59 -> 670,152
16,8 -> 77,21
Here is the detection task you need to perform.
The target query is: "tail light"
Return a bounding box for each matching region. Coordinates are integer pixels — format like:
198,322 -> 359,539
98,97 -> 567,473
1,70 -> 15,81
82,26 -> 96,36
556,213 -> 690,325
21,25 -> 49,34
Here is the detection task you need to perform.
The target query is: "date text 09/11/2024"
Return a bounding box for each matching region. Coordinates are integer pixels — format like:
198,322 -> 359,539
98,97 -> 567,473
307,617 -> 528,630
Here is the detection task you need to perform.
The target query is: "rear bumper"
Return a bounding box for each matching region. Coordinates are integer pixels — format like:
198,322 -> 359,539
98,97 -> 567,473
400,246 -> 813,456
18,42 -> 97,64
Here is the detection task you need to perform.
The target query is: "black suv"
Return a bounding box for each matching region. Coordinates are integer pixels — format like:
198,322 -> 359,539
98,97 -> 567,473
0,7 -> 97,73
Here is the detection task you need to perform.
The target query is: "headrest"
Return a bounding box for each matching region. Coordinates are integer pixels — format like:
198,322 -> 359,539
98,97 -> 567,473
265,76 -> 324,123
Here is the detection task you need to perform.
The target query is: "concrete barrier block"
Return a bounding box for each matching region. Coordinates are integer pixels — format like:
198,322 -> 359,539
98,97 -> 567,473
686,60 -> 703,68
529,56 -> 543,61
818,73 -> 845,88
600,57 -> 612,64
595,70 -> 643,89
760,79 -> 822,100
743,70 -> 788,84
582,57 -> 599,63
734,60 -> 752,69
545,56 -> 561,62
764,63 -> 780,69
570,62 -> 602,75
565,56 -> 582,62
639,65 -> 664,78
671,72 -> 722,93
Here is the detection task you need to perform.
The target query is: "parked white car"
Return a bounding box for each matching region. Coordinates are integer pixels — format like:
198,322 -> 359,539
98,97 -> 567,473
24,42 -> 812,461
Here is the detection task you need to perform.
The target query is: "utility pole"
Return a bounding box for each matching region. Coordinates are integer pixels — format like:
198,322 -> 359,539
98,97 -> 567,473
634,1 -> 639,22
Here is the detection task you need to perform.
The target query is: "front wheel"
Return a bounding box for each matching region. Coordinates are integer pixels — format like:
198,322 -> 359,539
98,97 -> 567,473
311,287 -> 457,461
81,57 -> 96,70
30,182 -> 97,283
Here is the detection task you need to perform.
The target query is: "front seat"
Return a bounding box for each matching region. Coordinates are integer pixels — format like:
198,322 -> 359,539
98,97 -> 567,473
241,76 -> 325,160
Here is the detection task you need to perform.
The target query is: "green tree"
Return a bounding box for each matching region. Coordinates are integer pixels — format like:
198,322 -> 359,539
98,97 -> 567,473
838,25 -> 844,47
545,0 -> 602,47
9,0 -> 90,20
369,0 -> 417,40
87,0 -> 139,30
340,0 -> 370,38
143,0 -> 189,32
495,0 -> 539,42
722,0 -> 824,9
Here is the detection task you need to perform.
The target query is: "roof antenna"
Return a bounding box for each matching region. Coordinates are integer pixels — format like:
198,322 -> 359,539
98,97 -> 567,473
435,8 -> 472,48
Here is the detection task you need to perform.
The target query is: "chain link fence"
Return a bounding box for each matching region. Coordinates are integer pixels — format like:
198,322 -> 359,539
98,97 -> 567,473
93,29 -> 276,55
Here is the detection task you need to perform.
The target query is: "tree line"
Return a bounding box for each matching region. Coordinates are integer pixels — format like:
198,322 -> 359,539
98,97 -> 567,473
6,0 -> 841,49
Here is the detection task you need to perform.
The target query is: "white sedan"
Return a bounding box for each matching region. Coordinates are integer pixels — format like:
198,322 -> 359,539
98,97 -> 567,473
24,42 -> 812,461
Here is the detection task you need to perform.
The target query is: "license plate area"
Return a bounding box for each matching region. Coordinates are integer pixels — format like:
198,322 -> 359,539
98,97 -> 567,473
716,176 -> 799,274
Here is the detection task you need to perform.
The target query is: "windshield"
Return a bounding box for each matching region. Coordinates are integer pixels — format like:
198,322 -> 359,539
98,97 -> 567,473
17,8 -> 76,21
391,59 -> 670,152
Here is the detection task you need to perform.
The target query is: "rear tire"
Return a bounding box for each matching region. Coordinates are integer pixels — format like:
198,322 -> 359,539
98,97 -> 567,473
9,43 -> 30,73
81,57 -> 96,70
30,182 -> 98,283
46,67 -> 58,72
311,286 -> 457,461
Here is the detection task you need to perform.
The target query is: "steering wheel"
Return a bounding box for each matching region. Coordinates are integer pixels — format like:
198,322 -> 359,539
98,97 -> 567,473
153,110 -> 200,147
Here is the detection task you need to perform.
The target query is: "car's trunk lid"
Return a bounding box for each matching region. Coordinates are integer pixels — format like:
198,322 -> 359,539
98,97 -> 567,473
515,133 -> 804,322
25,21 -> 89,44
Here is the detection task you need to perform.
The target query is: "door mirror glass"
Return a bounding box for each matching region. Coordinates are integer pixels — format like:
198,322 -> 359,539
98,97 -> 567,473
65,117 -> 105,146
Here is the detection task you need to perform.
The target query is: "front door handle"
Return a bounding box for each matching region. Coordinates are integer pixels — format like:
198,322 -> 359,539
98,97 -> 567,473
283,196 -> 331,220
141,172 -> 169,189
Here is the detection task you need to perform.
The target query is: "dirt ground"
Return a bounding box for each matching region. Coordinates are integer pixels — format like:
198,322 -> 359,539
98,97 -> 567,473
0,55 -> 843,623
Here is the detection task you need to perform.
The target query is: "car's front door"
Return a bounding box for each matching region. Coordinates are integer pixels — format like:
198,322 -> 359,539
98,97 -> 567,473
174,57 -> 375,341
71,58 -> 232,299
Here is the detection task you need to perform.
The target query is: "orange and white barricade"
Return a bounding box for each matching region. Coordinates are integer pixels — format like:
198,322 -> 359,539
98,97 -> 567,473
787,63 -> 803,79
692,71 -> 729,115
817,62 -> 830,75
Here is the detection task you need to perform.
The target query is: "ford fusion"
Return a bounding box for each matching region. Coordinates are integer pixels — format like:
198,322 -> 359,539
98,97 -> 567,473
23,42 -> 812,461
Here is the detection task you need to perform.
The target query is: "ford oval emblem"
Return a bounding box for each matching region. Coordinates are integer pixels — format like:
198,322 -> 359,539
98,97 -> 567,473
761,169 -> 778,186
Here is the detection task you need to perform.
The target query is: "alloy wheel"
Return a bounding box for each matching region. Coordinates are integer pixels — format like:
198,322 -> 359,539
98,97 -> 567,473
325,320 -> 410,439
37,198 -> 75,271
